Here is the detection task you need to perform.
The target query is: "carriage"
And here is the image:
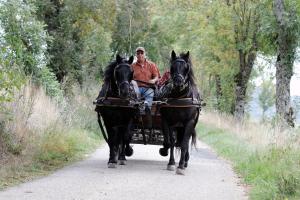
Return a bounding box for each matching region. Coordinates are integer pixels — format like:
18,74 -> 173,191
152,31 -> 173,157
94,51 -> 203,174
94,97 -> 202,146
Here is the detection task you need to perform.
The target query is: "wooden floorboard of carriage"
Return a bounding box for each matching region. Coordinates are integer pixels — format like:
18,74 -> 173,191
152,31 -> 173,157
0,141 -> 247,200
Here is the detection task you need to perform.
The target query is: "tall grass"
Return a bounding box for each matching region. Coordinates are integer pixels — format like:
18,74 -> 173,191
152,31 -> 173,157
200,111 -> 299,148
198,111 -> 300,200
0,81 -> 101,189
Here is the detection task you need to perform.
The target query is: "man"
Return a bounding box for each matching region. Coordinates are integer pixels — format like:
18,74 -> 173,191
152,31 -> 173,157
132,47 -> 160,114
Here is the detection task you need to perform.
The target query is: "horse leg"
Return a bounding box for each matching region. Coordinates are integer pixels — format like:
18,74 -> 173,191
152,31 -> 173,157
184,151 -> 190,168
185,128 -> 196,168
107,127 -> 118,168
125,119 -> 134,157
167,128 -> 175,171
159,119 -> 170,157
176,120 -> 195,175
118,127 -> 127,165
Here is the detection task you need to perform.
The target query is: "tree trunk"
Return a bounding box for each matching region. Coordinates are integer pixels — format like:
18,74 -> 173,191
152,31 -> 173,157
215,74 -> 223,110
231,1 -> 259,120
234,50 -> 256,120
274,0 -> 295,127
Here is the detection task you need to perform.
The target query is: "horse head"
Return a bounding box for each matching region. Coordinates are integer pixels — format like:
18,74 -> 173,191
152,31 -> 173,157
114,54 -> 134,99
170,50 -> 191,89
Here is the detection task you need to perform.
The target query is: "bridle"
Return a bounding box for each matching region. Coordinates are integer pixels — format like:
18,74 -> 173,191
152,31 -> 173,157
114,64 -> 136,100
114,64 -> 132,87
171,58 -> 190,90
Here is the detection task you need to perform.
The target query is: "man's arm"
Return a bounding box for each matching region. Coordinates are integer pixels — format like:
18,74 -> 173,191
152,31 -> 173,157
149,63 -> 160,84
149,76 -> 159,84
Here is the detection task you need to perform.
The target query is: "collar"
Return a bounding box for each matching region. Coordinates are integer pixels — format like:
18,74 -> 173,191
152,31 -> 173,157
136,59 -> 148,67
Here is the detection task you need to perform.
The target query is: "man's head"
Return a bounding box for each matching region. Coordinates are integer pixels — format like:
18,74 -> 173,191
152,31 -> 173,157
136,47 -> 145,62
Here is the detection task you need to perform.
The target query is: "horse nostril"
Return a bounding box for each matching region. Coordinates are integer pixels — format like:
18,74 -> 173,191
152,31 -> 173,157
174,77 -> 183,86
120,89 -> 129,98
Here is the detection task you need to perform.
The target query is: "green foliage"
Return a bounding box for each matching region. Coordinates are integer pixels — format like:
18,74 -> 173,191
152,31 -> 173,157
35,0 -> 115,85
0,0 -> 49,76
36,130 -> 79,165
260,0 -> 300,56
191,1 -> 238,112
38,67 -> 63,99
0,0 -> 62,101
0,59 -> 23,104
111,0 -> 151,55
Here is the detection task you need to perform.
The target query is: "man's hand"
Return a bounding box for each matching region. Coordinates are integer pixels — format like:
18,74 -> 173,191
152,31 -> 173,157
149,77 -> 159,84
148,79 -> 156,84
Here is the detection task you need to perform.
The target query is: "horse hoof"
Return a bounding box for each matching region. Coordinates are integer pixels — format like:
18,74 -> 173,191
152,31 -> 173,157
159,148 -> 168,157
184,163 -> 188,168
125,147 -> 134,157
108,163 -> 117,168
167,165 -> 175,171
119,160 -> 126,165
176,168 -> 185,175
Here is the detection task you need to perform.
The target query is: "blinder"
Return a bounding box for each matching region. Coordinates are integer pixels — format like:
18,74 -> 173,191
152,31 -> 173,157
171,58 -> 190,85
113,63 -> 136,99
114,63 -> 132,87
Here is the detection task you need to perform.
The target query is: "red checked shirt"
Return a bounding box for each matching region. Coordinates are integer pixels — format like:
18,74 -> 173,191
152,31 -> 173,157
158,70 -> 170,87
131,59 -> 160,87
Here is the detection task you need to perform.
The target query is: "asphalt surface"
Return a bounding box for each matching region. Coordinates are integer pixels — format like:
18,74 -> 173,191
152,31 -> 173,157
0,141 -> 247,200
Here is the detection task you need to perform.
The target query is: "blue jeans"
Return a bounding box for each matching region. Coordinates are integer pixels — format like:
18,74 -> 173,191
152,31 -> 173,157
139,87 -> 154,108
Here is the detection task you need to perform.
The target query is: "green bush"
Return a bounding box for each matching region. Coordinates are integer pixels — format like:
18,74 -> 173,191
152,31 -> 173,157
35,128 -> 98,166
38,67 -> 63,100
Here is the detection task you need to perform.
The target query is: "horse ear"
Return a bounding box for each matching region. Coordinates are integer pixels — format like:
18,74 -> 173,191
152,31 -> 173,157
116,54 -> 122,63
128,55 -> 134,64
183,51 -> 190,62
186,51 -> 190,58
171,50 -> 177,60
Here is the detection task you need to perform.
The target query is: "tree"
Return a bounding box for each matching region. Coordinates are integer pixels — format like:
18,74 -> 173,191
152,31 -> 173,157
229,0 -> 262,120
35,0 -> 116,86
198,0 -> 238,113
0,0 -> 49,76
111,0 -> 150,55
273,0 -> 300,127
0,0 -> 62,102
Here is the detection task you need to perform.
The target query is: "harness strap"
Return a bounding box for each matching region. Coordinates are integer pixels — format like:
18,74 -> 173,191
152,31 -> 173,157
97,112 -> 108,143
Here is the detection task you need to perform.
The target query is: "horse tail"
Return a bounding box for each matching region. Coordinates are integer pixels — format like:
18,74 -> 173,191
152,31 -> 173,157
191,108 -> 200,148
191,128 -> 197,148
176,127 -> 196,148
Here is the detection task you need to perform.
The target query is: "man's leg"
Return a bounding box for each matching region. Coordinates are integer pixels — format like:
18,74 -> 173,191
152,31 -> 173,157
131,80 -> 140,99
140,87 -> 154,128
143,88 -> 154,108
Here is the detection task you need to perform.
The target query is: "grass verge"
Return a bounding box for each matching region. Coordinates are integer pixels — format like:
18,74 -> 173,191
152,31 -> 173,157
197,123 -> 300,200
0,82 -> 102,190
0,129 -> 101,190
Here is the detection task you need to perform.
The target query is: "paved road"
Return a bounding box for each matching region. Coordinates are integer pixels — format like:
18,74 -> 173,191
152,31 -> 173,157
0,141 -> 247,200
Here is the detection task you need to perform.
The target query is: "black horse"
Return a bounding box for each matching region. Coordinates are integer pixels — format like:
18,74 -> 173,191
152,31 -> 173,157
159,50 -> 201,175
95,54 -> 138,168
